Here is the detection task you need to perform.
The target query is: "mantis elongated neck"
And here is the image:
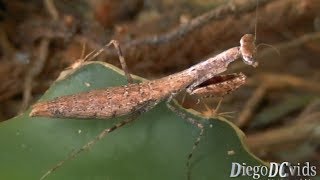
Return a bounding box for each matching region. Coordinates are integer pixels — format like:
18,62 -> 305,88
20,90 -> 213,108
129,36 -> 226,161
150,47 -> 242,97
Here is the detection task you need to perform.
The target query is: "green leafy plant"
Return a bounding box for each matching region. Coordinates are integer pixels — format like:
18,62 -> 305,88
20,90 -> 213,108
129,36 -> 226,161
0,62 -> 265,179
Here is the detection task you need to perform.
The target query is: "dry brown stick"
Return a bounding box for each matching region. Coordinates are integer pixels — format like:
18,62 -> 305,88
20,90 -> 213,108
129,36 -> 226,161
19,0 -> 59,112
237,84 -> 268,128
76,0 -> 320,77
122,0 -> 314,52
258,73 -> 320,93
44,0 -> 59,21
77,0 -> 275,73
246,101 -> 320,152
20,39 -> 50,112
296,100 -> 320,122
236,71 -> 320,128
246,120 -> 320,152
259,32 -> 320,58
126,0 -> 274,46
76,0 -> 268,49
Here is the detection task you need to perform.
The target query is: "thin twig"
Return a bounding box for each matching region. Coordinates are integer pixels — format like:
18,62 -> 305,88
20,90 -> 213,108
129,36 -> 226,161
237,71 -> 320,128
246,120 -> 320,152
246,100 -> 320,152
80,43 -> 86,60
296,99 -> 320,122
258,73 -> 320,93
259,32 -> 320,58
126,0 -> 273,47
44,0 -> 59,21
75,0 -> 275,75
237,84 -> 267,128
70,0 -> 320,79
20,39 -> 50,112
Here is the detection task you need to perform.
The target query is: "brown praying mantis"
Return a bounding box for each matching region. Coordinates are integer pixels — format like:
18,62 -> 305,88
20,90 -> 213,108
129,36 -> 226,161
29,2 -> 265,180
30,33 -> 257,180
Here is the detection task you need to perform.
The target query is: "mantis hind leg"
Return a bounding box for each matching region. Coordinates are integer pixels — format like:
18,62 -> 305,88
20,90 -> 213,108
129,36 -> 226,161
166,96 -> 205,180
40,99 -> 159,180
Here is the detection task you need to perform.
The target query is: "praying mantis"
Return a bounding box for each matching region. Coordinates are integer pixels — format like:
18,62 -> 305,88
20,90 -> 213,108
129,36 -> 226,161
30,33 -> 257,180
28,2 -> 267,180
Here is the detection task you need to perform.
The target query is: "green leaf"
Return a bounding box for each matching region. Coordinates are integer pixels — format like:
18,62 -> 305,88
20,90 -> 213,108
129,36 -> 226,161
0,62 -> 265,180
